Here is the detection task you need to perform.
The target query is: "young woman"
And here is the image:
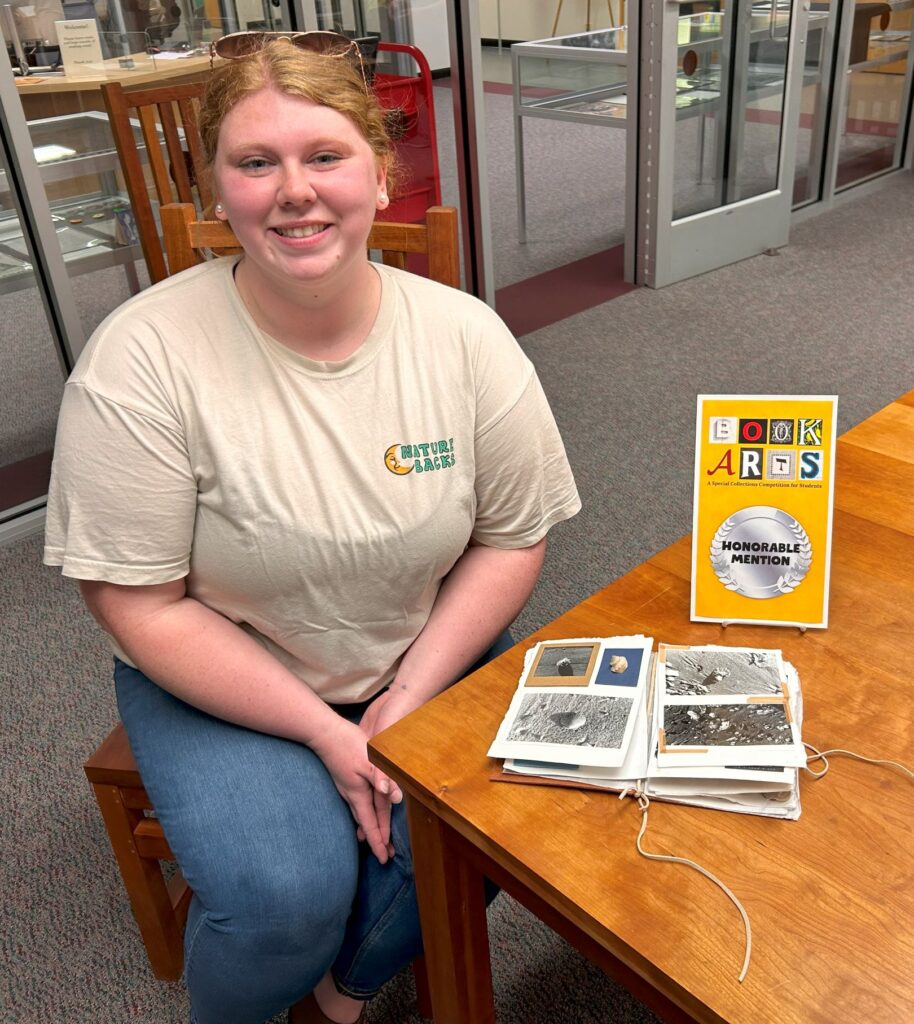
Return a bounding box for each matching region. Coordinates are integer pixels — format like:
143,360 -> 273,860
45,35 -> 580,1024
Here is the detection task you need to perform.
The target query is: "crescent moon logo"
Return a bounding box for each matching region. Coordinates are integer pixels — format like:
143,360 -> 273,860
384,444 -> 414,475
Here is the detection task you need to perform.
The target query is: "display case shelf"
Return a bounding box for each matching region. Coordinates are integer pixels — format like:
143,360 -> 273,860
0,111 -> 151,295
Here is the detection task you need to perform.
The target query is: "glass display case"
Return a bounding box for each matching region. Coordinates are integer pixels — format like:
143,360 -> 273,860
511,28 -> 628,241
511,11 -> 829,235
0,111 -> 145,294
512,12 -> 827,125
835,0 -> 914,190
5,0 -> 293,76
512,28 -> 629,128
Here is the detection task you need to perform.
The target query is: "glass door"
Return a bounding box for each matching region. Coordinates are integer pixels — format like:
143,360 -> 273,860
792,0 -> 838,206
833,0 -> 914,189
637,0 -> 811,286
0,131 -> 68,524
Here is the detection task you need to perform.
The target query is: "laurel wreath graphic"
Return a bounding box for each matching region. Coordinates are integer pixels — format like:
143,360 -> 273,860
775,521 -> 812,594
710,518 -> 741,591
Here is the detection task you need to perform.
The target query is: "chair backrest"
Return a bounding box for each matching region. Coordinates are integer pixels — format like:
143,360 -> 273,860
101,79 -> 210,285
161,202 -> 461,289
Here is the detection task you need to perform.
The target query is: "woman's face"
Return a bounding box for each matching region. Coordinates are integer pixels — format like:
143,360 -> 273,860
212,87 -> 387,297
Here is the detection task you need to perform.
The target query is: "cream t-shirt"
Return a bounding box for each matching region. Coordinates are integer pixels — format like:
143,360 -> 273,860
45,258 -> 580,702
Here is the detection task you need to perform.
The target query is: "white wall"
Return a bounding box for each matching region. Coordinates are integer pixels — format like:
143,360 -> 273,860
409,0 -> 450,71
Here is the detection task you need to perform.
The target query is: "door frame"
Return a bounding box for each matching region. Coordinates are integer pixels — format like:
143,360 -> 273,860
635,0 -> 810,287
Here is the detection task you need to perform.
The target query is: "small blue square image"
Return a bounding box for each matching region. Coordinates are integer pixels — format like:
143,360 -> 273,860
593,648 -> 643,687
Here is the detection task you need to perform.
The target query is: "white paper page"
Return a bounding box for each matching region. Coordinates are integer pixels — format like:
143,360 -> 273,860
487,636 -> 652,768
503,759 -> 640,791
503,691 -> 649,783
645,772 -> 796,797
649,762 -> 794,783
647,787 -> 801,820
504,760 -> 800,816
654,645 -> 806,768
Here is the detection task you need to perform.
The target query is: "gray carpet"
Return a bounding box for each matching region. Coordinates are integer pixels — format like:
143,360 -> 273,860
2,105 -> 913,1024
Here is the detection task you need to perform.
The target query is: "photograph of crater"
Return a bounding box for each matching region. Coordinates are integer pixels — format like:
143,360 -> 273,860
506,692 -> 633,749
664,649 -> 782,696
663,703 -> 793,747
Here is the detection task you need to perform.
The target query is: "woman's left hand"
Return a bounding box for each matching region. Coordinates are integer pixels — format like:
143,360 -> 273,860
359,687 -> 421,743
353,537 -> 547,850
355,689 -> 421,850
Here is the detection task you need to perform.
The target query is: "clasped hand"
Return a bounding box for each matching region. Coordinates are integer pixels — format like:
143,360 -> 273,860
314,691 -> 418,864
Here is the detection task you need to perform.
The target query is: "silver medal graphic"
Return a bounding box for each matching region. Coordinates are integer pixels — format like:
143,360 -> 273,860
710,506 -> 812,599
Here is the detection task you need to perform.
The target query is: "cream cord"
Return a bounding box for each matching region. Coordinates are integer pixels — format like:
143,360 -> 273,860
618,789 -> 753,983
802,743 -> 914,781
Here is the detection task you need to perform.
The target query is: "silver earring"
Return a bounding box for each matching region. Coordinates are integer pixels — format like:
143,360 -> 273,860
379,193 -> 388,203
215,202 -> 225,214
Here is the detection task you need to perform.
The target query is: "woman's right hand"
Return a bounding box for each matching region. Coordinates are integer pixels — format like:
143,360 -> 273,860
310,716 -> 395,864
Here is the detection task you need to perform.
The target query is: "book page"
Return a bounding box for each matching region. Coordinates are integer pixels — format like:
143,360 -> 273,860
654,645 -> 806,768
487,636 -> 653,768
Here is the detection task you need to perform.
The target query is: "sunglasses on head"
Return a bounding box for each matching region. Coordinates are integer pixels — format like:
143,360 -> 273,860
209,30 -> 369,86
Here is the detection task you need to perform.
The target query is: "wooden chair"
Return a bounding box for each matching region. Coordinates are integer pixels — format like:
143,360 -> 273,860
84,724 -> 189,981
100,79 -> 210,286
160,201 -> 461,288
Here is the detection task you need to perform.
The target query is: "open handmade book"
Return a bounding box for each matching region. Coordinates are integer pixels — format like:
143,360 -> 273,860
487,637 -> 804,819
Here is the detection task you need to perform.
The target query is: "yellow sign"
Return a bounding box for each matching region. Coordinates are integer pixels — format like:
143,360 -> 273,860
691,395 -> 837,628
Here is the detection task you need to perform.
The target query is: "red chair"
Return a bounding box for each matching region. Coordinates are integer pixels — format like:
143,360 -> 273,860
375,42 -> 443,225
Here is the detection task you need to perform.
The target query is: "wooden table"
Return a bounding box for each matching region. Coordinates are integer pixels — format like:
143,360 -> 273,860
15,52 -> 211,119
369,388 -> 914,1024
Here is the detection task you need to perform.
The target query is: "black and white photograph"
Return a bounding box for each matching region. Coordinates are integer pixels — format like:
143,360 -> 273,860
526,641 -> 599,686
663,703 -> 793,747
664,648 -> 782,696
506,692 -> 634,750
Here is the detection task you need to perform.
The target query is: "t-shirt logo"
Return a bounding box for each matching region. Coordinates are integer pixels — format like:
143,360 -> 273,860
384,439 -> 456,475
384,444 -> 414,475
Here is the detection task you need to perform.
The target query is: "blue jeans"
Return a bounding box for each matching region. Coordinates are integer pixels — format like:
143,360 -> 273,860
114,631 -> 513,1024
